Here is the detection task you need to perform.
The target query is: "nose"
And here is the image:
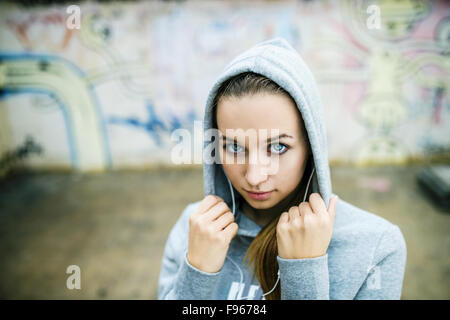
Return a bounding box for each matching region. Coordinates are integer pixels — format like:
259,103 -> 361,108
245,151 -> 269,187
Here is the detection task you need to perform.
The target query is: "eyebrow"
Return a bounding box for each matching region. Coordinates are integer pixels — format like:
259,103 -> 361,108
221,133 -> 294,143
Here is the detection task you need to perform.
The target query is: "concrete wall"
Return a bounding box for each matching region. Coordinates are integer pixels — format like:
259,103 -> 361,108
0,0 -> 449,173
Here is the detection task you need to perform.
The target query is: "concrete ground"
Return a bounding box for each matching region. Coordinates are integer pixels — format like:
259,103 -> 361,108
0,165 -> 448,299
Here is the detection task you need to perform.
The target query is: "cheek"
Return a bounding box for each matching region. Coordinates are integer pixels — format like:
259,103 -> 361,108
221,163 -> 241,184
275,150 -> 307,189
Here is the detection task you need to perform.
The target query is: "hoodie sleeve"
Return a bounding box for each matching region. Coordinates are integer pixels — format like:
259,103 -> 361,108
276,224 -> 407,300
354,224 -> 407,300
277,253 -> 330,300
157,203 -> 221,300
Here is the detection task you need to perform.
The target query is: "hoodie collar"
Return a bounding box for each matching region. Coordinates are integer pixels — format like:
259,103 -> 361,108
234,197 -> 262,238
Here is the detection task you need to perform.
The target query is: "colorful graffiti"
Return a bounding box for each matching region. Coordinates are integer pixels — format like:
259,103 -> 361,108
0,135 -> 42,175
0,0 -> 448,171
108,100 -> 197,147
307,0 -> 449,164
0,53 -> 111,170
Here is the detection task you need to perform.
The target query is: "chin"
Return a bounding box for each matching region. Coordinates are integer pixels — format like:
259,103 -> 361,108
245,197 -> 277,209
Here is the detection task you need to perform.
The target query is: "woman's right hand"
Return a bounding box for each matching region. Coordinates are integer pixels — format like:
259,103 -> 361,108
187,195 -> 239,273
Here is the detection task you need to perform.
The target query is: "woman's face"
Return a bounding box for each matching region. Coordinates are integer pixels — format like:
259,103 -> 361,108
216,93 -> 310,210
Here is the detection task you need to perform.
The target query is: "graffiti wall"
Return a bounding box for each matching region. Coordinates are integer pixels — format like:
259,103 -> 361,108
0,0 -> 448,172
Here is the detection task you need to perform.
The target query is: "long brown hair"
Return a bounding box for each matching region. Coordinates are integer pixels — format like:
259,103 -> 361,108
212,72 -> 314,299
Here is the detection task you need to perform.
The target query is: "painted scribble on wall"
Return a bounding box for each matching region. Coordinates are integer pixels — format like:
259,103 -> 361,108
0,0 -> 448,172
309,0 -> 449,165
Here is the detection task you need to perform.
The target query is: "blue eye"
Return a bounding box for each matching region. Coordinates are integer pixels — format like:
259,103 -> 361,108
223,142 -> 289,155
225,143 -> 244,154
270,143 -> 288,154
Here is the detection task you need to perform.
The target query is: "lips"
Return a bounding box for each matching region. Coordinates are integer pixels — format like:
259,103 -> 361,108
246,190 -> 272,194
245,190 -> 273,200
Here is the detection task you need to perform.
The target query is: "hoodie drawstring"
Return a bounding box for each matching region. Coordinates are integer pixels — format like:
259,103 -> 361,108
225,173 -> 236,216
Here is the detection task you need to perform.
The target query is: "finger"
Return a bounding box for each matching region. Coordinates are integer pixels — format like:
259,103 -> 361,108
213,211 -> 234,231
195,194 -> 221,216
203,200 -> 230,222
222,222 -> 238,241
309,193 -> 327,214
328,195 -> 339,220
278,211 -> 289,224
288,206 -> 300,222
298,201 -> 313,217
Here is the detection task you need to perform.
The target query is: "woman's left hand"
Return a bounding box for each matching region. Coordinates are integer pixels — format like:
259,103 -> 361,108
276,193 -> 338,259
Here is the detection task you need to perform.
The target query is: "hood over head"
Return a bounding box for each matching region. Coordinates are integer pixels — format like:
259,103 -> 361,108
202,37 -> 333,220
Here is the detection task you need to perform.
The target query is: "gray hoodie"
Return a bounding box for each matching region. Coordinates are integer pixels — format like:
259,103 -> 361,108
158,38 -> 407,300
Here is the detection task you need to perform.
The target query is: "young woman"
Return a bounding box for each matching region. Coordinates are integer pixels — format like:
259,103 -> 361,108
158,38 -> 407,300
